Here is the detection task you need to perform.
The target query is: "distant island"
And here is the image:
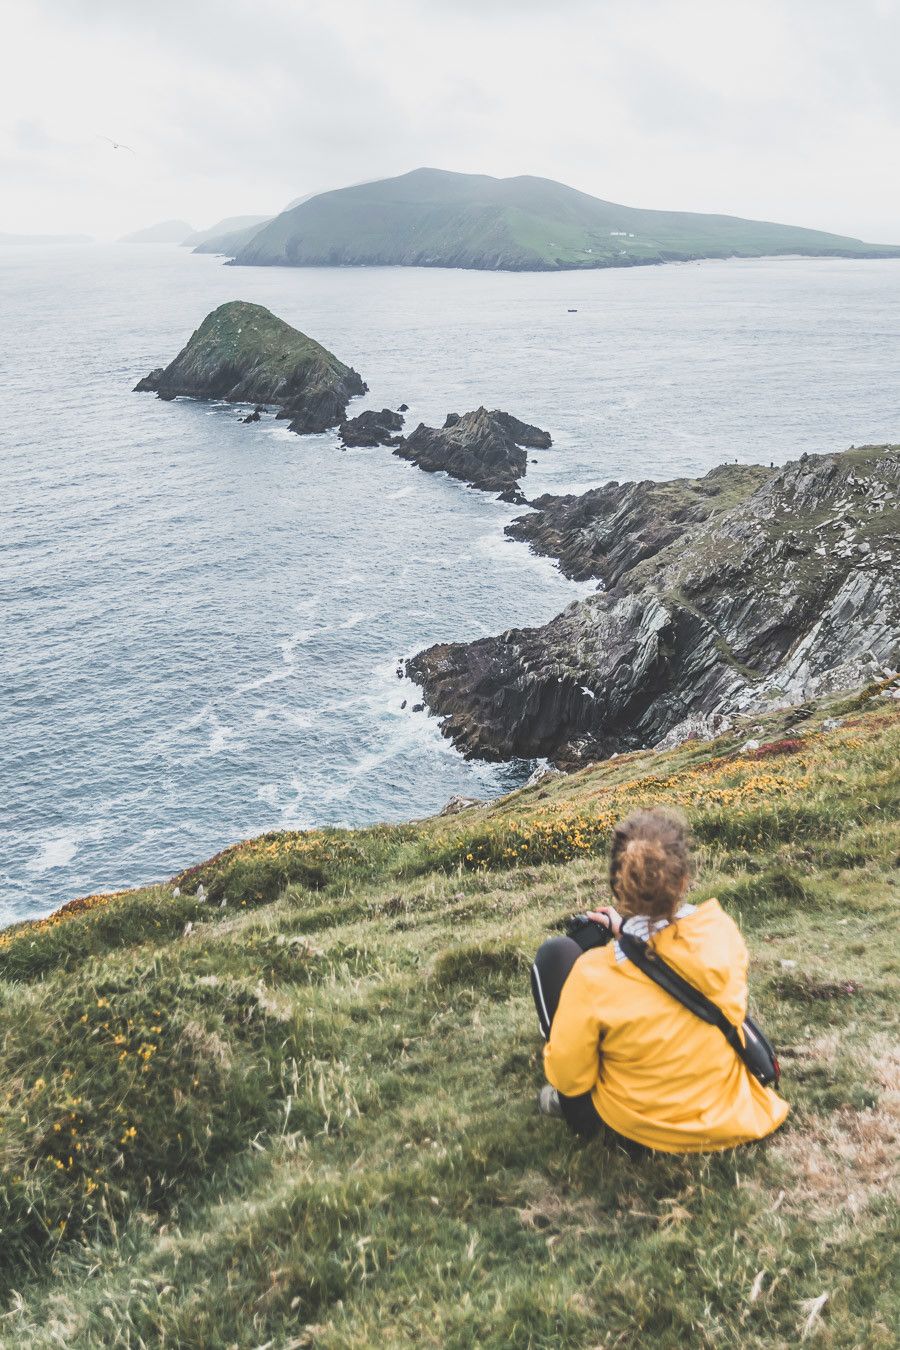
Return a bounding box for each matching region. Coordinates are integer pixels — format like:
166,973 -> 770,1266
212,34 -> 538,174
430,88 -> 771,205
134,300 -> 366,433
0,231 -> 92,245
217,167 -> 900,272
189,195 -> 318,255
118,219 -> 195,244
181,215 -> 271,249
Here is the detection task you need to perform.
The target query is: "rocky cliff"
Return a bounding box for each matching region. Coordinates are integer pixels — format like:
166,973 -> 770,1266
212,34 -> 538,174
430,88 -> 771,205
507,462 -> 773,584
394,407 -> 551,498
408,445 -> 900,765
134,301 -> 367,434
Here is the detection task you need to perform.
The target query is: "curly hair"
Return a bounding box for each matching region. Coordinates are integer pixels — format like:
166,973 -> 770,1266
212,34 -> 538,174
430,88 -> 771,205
609,807 -> 694,922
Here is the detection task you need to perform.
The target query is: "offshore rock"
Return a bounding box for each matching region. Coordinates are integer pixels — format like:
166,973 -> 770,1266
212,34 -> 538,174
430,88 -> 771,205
339,408 -> 405,447
407,445 -> 900,765
134,300 -> 366,434
393,407 -> 551,495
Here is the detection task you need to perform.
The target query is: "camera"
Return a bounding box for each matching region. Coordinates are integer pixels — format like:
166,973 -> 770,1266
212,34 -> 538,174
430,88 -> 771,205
566,912 -> 613,951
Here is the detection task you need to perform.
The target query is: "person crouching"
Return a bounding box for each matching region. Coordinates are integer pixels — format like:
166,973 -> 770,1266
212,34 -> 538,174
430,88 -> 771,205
530,806 -> 789,1153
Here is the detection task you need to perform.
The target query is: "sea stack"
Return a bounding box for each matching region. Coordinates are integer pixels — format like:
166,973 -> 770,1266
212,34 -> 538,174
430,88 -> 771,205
393,407 -> 552,499
134,300 -> 367,434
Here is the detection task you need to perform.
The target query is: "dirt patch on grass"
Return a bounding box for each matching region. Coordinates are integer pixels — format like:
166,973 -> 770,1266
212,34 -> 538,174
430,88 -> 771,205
771,1046 -> 900,1220
773,973 -> 862,1002
514,1173 -> 612,1235
431,942 -> 528,996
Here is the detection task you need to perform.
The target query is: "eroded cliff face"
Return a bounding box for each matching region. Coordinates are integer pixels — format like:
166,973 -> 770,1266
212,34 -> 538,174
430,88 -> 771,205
393,408 -> 551,498
134,300 -> 367,434
506,463 -> 773,584
407,446 -> 900,765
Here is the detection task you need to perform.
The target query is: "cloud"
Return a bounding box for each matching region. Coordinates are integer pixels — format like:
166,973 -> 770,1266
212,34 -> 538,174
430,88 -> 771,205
1,0 -> 898,240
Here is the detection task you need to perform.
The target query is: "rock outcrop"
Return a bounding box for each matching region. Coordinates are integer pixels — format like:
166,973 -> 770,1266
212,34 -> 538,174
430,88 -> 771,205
134,301 -> 366,434
339,408 -> 404,447
393,407 -> 551,498
407,446 -> 900,766
507,463 -> 772,584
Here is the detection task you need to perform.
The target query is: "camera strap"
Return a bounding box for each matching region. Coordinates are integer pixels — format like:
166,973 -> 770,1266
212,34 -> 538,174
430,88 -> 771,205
617,928 -> 780,1088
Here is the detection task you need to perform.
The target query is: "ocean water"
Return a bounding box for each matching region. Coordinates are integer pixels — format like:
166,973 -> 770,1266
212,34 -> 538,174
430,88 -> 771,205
2,246 -> 898,923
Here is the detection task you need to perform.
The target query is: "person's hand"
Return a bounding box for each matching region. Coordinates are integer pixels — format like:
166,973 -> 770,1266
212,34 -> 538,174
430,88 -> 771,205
587,906 -> 622,936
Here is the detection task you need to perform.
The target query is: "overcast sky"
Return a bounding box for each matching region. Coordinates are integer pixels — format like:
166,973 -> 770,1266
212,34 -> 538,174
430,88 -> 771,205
2,0 -> 899,241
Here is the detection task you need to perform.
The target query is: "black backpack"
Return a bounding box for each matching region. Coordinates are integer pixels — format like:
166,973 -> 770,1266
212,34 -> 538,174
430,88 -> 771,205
617,928 -> 781,1088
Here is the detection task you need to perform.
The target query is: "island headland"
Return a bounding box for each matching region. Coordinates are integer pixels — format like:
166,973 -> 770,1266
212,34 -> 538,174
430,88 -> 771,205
225,167 -> 900,272
133,309 -> 897,774
408,445 -> 900,765
134,300 -> 367,434
505,462 -> 773,584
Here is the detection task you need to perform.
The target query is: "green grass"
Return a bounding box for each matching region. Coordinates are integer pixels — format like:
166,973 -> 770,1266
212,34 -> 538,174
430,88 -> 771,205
162,301 -> 358,389
0,690 -> 897,1346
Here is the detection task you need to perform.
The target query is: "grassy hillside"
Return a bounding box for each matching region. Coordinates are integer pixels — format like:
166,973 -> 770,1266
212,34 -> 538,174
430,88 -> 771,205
231,167 -> 900,271
1,683 -> 897,1346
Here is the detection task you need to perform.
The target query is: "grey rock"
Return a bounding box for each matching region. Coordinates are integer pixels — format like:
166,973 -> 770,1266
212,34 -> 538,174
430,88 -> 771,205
506,462 -> 773,584
339,408 -> 404,447
393,407 -> 551,495
524,763 -> 565,788
439,794 -> 483,815
654,712 -> 733,753
407,445 -> 900,766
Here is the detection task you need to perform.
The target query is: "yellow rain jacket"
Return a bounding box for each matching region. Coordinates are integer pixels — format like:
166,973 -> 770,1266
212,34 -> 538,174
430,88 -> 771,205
543,898 -> 789,1153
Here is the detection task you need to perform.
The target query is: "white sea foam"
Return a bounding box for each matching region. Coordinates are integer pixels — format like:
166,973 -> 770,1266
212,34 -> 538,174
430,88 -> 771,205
207,715 -> 243,755
28,833 -> 79,874
279,629 -> 314,660
235,667 -> 295,694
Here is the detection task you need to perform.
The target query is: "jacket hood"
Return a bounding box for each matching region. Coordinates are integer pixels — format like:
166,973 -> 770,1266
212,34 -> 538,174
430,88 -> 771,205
649,899 -> 748,1023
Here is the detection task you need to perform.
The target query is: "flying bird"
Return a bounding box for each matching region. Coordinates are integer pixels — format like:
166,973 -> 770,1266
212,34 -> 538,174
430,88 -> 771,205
97,135 -> 135,154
